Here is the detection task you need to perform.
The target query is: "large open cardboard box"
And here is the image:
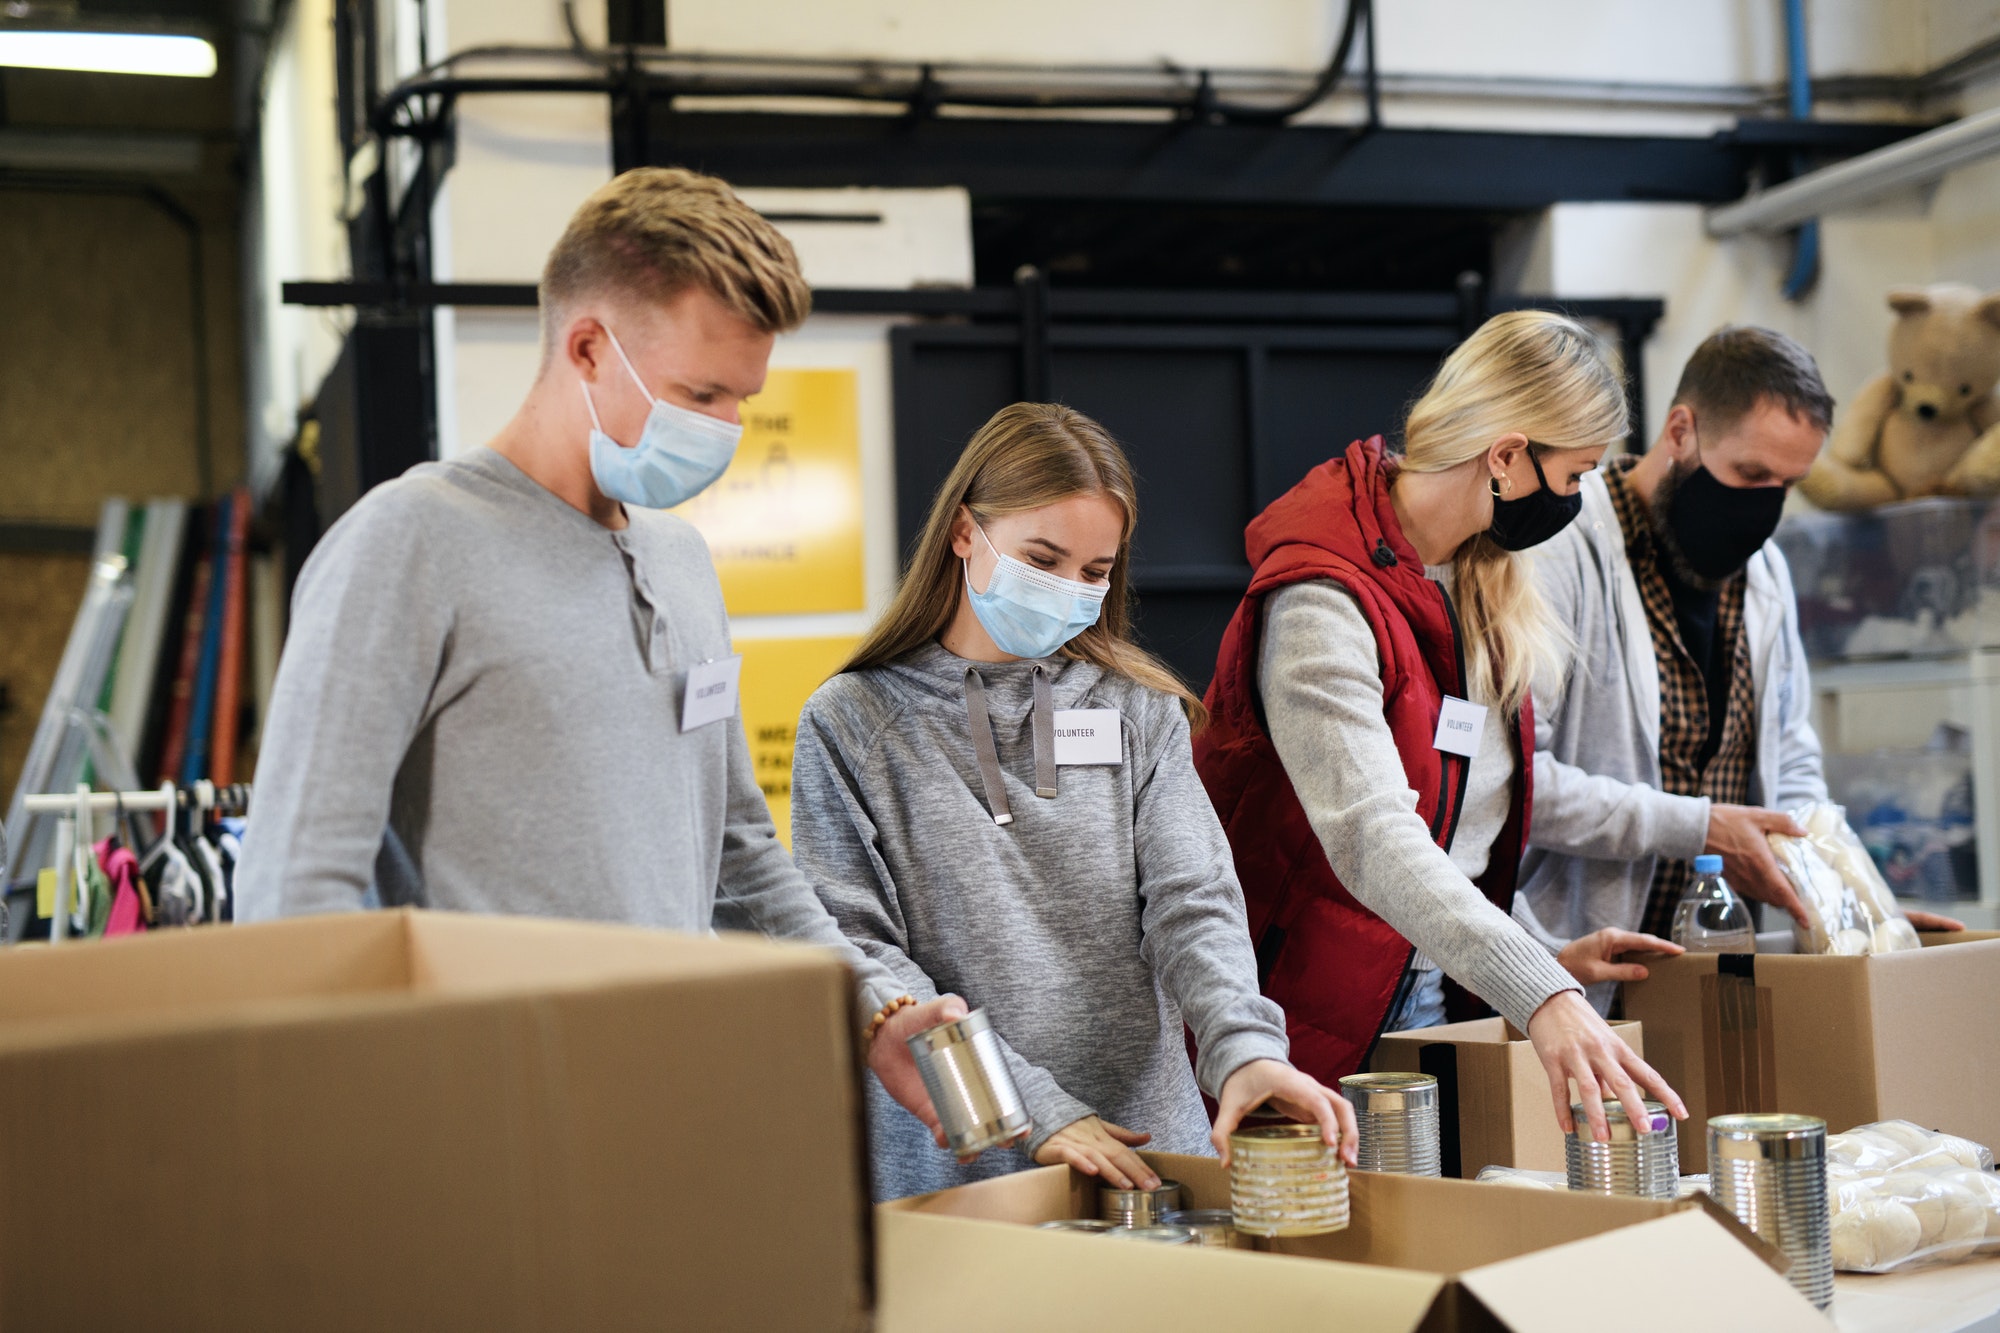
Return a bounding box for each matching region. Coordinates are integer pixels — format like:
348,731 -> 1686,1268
878,1150 -> 1828,1331
1623,930 -> 2000,1172
1370,1016 -> 1645,1178
0,910 -> 871,1331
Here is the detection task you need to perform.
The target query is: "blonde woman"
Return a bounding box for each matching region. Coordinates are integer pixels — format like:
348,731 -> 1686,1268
1195,311 -> 1684,1142
791,403 -> 1356,1202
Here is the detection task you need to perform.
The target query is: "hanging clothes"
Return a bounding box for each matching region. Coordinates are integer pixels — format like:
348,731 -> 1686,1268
96,838 -> 146,938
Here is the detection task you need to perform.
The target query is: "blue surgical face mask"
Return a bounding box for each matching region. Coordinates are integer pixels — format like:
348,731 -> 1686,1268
582,327 -> 744,509
963,524 -> 1110,659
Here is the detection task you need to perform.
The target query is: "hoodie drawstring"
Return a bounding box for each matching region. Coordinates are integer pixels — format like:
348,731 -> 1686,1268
964,664 -> 1058,826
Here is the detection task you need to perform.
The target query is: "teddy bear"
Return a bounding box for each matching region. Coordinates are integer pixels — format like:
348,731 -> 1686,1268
1801,283 -> 2000,510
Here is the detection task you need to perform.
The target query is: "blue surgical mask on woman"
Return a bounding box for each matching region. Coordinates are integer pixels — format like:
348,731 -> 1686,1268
963,524 -> 1110,659
581,327 -> 743,509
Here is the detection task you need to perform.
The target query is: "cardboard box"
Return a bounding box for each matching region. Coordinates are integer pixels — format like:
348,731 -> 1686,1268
877,1151 -> 1826,1332
0,910 -> 871,1332
1370,1016 -> 1645,1178
1623,931 -> 2000,1172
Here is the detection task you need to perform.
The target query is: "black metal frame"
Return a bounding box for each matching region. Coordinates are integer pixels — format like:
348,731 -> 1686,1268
284,278 -> 1662,442
887,320 -> 1473,600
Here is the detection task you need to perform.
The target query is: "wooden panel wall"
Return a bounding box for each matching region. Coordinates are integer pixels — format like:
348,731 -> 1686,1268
0,186 -> 242,800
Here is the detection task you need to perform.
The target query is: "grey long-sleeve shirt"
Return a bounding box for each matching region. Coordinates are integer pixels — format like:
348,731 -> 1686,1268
791,642 -> 1289,1201
235,447 -> 902,1013
1256,578 -> 1580,1033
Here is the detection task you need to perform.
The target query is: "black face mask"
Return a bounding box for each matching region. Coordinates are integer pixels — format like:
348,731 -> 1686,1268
1661,456 -> 1787,584
1485,447 -> 1582,552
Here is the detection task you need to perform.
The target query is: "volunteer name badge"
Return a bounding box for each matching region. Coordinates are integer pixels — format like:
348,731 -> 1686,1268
1433,695 -> 1487,759
1053,709 -> 1122,765
682,655 -> 744,732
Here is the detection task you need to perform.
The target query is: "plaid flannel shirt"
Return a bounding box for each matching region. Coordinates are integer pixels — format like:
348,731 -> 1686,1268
1602,459 -> 1758,939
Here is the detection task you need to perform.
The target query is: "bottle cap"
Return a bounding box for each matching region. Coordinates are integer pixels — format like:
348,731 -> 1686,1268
1694,854 -> 1723,875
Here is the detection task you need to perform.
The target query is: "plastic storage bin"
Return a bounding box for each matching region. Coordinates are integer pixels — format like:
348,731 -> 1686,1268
1776,498 -> 2000,661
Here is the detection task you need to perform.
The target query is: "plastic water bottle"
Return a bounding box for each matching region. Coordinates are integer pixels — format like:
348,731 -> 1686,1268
1670,854 -> 1756,954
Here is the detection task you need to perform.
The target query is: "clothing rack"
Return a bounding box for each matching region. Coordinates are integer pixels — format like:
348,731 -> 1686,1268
20,781 -> 250,944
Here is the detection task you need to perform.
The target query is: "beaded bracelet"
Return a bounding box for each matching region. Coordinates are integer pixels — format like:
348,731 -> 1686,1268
863,994 -> 918,1050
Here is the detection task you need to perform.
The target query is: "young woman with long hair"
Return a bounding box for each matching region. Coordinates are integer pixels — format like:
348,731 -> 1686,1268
1196,310 -> 1686,1143
791,402 -> 1355,1201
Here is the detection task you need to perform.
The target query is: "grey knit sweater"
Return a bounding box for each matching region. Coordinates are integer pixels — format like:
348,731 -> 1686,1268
791,642 -> 1289,1201
1257,578 -> 1582,1032
237,448 -> 904,1015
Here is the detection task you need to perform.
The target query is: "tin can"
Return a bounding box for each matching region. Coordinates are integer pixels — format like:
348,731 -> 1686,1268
1102,1226 -> 1197,1245
1565,1098 -> 1679,1199
1339,1072 -> 1442,1176
1099,1180 -> 1184,1228
905,1009 -> 1032,1156
1708,1114 -> 1833,1311
1036,1219 -> 1117,1234
1228,1123 -> 1350,1238
1162,1208 -> 1252,1249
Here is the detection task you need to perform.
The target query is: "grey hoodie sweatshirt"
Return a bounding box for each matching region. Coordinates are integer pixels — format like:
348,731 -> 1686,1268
791,641 -> 1290,1202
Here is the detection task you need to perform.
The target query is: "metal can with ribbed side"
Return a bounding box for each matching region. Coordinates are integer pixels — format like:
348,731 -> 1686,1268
1035,1219 -> 1118,1234
1566,1098 -> 1680,1200
1339,1072 -> 1443,1176
1228,1124 -> 1350,1237
1098,1180 -> 1184,1228
905,1009 -> 1032,1157
1708,1114 -> 1834,1311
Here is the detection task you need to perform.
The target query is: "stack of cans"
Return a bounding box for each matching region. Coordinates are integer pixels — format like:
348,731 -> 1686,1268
1565,1097 -> 1679,1199
1162,1208 -> 1252,1250
1102,1226 -> 1196,1246
1708,1114 -> 1834,1311
1227,1124 -> 1350,1237
1098,1180 -> 1183,1228
1339,1072 -> 1442,1176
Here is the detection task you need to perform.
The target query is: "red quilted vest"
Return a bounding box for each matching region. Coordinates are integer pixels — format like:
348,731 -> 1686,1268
1193,437 -> 1533,1086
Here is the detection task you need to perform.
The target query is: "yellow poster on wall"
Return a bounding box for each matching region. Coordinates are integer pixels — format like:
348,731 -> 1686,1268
739,635 -> 861,848
672,368 -> 865,615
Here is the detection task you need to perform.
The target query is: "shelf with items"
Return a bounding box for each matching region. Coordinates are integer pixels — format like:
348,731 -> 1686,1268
1807,648 -> 2000,910
1779,498 -> 2000,912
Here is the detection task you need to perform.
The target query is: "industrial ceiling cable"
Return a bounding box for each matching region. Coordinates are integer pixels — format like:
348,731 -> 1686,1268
365,0 -> 1372,140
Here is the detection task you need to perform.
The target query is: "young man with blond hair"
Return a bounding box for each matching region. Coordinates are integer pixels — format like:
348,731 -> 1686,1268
238,168 -> 958,1124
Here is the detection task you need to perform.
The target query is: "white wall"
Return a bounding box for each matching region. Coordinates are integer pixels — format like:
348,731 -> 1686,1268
282,0 -> 2000,504
1931,75 -> 2000,290
1498,197 -> 1939,448
667,0 -> 1922,85
246,0 -> 348,495
1492,31 -> 2000,459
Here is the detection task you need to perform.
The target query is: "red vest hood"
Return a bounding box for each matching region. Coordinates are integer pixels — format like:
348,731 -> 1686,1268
1242,438 -> 1462,693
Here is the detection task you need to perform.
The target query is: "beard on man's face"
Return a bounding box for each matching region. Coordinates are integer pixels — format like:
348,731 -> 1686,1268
1647,453 -> 1730,592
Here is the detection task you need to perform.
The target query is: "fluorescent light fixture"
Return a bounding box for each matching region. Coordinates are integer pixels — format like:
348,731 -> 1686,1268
0,28 -> 216,77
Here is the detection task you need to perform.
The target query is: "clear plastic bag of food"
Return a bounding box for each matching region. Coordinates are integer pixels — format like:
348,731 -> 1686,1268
1473,1165 -> 1708,1198
1828,1119 -> 1993,1173
1768,801 -> 1922,955
1827,1121 -> 2000,1272
1473,1165 -> 1565,1190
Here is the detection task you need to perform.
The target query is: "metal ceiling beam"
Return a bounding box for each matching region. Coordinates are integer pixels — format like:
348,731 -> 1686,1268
0,128 -> 204,174
634,111 -> 1914,210
1708,103 -> 2000,236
